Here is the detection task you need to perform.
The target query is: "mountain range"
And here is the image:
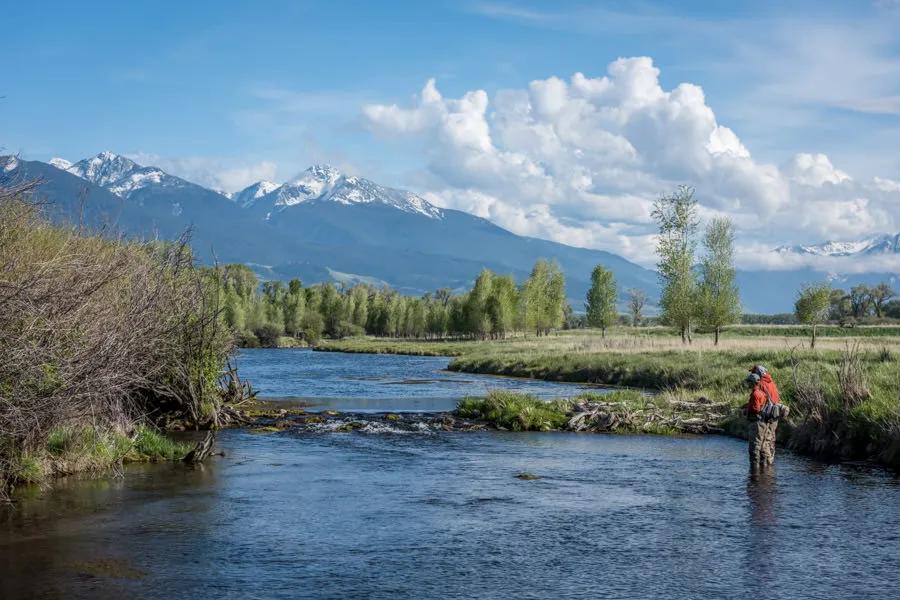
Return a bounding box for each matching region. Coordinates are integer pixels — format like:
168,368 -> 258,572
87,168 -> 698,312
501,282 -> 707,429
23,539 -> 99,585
2,152 -> 897,313
774,235 -> 900,257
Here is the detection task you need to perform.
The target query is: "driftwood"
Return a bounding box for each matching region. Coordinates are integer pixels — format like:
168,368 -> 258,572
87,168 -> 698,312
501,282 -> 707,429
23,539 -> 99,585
182,430 -> 216,463
566,399 -> 727,435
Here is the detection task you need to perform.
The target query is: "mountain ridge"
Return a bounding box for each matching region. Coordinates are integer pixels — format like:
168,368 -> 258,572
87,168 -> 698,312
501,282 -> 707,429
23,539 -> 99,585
4,151 -> 898,313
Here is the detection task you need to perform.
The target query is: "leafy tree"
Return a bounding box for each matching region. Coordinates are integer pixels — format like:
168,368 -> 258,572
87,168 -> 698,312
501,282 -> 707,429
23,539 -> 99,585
585,265 -> 617,337
884,299 -> 900,319
697,217 -> 741,345
626,288 -> 647,327
795,283 -> 831,348
523,259 -> 565,335
652,186 -> 699,343
828,288 -> 852,323
487,275 -> 518,338
467,269 -> 494,339
869,283 -> 896,318
849,284 -> 872,318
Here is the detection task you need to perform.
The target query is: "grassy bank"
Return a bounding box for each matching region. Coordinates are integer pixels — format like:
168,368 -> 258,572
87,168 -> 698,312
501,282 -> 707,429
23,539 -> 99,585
320,331 -> 900,468
316,338 -> 475,356
7,426 -> 190,487
456,390 -> 735,436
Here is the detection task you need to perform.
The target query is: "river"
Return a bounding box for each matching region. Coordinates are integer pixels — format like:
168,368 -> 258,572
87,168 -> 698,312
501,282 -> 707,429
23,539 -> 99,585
2,349 -> 899,599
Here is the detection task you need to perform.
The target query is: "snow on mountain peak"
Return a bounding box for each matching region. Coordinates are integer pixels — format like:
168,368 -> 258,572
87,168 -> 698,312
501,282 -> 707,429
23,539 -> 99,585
231,180 -> 280,208
261,165 -> 443,218
49,157 -> 73,171
68,152 -> 141,188
774,234 -> 900,257
65,152 -> 187,198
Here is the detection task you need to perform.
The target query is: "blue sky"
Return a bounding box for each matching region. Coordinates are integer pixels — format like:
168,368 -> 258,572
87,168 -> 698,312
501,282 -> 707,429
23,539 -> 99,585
3,1 -> 900,267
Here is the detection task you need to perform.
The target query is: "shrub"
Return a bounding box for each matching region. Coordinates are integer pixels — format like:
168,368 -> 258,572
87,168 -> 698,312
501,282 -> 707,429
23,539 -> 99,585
0,183 -> 232,495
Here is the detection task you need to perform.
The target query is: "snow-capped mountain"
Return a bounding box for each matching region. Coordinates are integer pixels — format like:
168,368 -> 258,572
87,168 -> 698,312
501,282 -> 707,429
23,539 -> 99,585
775,234 -> 900,257
231,180 -> 279,208
248,164 -> 444,219
61,151 -> 190,199
48,157 -> 72,170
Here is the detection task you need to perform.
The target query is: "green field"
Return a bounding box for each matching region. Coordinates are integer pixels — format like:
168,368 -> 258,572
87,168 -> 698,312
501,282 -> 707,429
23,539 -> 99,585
319,326 -> 900,468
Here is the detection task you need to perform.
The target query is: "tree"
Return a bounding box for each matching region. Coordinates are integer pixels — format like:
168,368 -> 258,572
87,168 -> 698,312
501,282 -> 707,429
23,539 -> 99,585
652,186 -> 699,343
828,288 -> 851,323
795,283 -> 831,348
869,283 -> 896,318
486,275 -> 518,338
523,259 -> 565,335
627,288 -> 647,327
884,299 -> 900,319
697,217 -> 741,345
467,269 -> 494,339
585,265 -> 617,337
848,284 -> 872,318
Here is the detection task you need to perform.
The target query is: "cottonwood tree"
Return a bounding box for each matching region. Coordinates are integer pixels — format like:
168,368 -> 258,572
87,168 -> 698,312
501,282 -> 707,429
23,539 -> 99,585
697,217 -> 741,345
795,283 -> 831,349
487,274 -> 518,338
869,283 -> 896,318
652,185 -> 699,343
523,259 -> 566,336
626,288 -> 647,327
585,265 -> 617,337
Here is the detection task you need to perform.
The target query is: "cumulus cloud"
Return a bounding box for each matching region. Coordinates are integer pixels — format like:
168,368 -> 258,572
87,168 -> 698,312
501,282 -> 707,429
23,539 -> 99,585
363,57 -> 900,271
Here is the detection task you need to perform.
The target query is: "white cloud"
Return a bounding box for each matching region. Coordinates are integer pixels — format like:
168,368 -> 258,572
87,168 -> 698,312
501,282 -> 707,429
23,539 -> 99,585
127,153 -> 278,193
364,57 -> 900,268
783,153 -> 850,186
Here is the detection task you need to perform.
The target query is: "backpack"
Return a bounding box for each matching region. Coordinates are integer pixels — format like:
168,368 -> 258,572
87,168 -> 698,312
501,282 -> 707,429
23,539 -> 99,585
759,388 -> 783,422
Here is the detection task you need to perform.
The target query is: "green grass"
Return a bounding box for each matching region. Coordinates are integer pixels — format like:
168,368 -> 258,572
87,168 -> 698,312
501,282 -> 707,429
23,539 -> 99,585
9,425 -> 191,485
456,391 -> 573,431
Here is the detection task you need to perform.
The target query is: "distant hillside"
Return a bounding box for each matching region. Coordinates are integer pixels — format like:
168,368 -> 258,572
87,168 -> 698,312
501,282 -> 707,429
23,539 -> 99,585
1,154 -> 658,306
5,152 -> 895,313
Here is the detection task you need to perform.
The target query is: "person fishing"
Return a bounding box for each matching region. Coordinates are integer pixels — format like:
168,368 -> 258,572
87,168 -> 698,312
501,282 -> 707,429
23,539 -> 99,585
744,365 -> 786,468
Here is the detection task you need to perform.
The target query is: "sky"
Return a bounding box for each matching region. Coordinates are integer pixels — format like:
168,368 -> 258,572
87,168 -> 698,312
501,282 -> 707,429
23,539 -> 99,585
3,0 -> 900,270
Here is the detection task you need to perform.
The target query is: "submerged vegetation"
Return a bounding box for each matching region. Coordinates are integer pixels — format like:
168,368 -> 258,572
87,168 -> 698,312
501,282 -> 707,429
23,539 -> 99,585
0,181 -> 232,496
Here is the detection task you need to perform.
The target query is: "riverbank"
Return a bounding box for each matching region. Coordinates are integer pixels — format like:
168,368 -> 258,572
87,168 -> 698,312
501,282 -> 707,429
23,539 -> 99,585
317,332 -> 900,469
0,184 -> 233,498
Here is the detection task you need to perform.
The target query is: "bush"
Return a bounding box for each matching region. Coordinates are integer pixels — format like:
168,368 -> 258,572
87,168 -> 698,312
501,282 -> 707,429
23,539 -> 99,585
0,183 -> 232,494
254,323 -> 283,347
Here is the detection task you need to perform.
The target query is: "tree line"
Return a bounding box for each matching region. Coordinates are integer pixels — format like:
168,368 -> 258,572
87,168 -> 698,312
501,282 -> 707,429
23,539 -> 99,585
213,259 -> 569,346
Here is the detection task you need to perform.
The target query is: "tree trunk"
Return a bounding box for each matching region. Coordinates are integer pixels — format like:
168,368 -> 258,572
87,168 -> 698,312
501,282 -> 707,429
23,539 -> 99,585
601,327 -> 606,339
681,327 -> 687,344
811,324 -> 817,349
714,326 -> 720,346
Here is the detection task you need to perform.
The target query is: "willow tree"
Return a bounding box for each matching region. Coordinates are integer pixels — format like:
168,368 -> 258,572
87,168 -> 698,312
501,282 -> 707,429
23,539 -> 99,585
585,265 -> 617,337
795,283 -> 831,349
698,217 -> 741,345
652,186 -> 699,343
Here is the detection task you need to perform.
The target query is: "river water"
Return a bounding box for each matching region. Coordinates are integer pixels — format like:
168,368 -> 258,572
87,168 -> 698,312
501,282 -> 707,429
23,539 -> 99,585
2,350 -> 899,599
